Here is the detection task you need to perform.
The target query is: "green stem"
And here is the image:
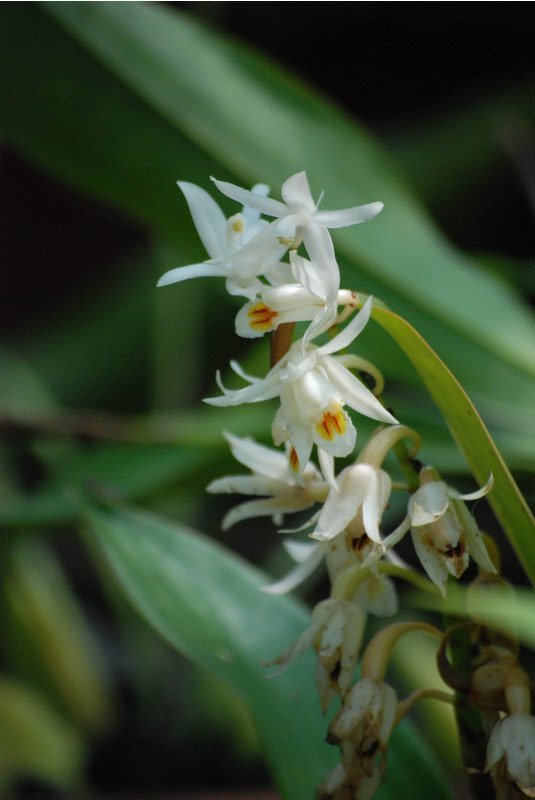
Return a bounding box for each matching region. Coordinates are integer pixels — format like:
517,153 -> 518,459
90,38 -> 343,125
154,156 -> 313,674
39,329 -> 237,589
332,561 -> 439,601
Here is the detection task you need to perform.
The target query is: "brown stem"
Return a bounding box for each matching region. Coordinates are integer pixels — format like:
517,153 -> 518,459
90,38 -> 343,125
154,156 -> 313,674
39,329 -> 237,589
270,322 -> 295,367
0,409 -> 187,444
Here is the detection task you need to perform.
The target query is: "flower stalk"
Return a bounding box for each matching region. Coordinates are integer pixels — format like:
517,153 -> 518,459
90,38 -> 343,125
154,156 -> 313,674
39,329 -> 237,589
159,169 -> 516,800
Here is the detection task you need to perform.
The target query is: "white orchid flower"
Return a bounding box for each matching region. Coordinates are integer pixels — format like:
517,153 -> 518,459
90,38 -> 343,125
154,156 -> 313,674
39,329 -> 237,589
157,181 -> 288,300
235,284 -> 355,339
408,468 -> 496,594
311,463 -> 392,545
486,712 -> 535,795
206,433 -> 326,530
211,171 -> 383,268
265,525 -> 398,620
205,297 -> 397,469
235,241 -> 359,347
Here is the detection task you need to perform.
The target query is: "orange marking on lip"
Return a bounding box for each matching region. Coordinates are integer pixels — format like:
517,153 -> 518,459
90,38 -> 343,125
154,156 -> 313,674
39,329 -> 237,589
316,408 -> 347,441
289,447 -> 300,472
247,302 -> 278,332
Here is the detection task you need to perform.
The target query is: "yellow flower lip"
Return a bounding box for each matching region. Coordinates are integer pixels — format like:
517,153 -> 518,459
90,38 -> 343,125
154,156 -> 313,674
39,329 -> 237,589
289,447 -> 300,472
247,302 -> 278,332
316,407 -> 347,441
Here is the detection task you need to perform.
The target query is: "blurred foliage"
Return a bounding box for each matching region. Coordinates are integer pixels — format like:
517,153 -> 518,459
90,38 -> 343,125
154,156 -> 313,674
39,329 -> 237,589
0,2 -> 533,798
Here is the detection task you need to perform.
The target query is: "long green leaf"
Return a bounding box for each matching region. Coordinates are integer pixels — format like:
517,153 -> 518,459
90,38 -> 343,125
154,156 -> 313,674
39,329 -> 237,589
0,676 -> 84,791
83,500 -> 451,800
371,304 -> 535,584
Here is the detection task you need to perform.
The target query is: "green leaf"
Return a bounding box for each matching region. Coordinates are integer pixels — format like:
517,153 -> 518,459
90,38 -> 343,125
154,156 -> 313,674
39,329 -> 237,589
371,304 -> 535,584
83,500 -> 451,800
0,676 -> 84,791
0,441 -> 209,527
4,539 -> 112,733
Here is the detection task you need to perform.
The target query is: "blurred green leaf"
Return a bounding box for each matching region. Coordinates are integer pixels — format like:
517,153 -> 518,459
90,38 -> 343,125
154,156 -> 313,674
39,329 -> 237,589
15,251 -> 155,409
0,676 -> 84,791
387,80 -> 535,210
372,304 -> 535,584
4,539 -> 112,733
408,583 -> 535,650
0,348 -> 57,414
0,440 -> 209,527
83,500 -> 451,800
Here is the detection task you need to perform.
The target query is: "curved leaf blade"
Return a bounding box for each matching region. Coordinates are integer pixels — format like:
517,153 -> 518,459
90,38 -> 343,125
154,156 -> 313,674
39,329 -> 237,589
372,304 -> 535,584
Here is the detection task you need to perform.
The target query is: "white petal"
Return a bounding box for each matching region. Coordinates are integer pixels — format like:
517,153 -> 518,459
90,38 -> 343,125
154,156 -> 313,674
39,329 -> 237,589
225,275 -> 264,301
289,422 -> 314,471
221,494 -> 310,530
486,718 -> 505,770
276,212 -> 306,238
312,409 -> 357,459
281,171 -> 315,212
207,474 -> 287,496
262,542 -> 325,594
362,470 -> 392,543
203,370 -> 281,406
449,472 -> 494,502
287,369 -> 337,421
157,261 -> 228,287
454,499 -> 497,575
322,356 -> 398,424
262,284 -> 323,312
313,201 -> 384,228
178,181 -> 227,259
500,714 -> 535,789
229,360 -> 263,384
318,449 -> 337,491
300,226 -> 340,302
283,539 -> 322,563
234,302 -> 270,338
312,465 -> 372,541
410,529 -> 449,595
241,183 -> 270,225
263,260 -> 294,287
338,605 -> 367,692
290,252 -> 327,299
381,514 -> 411,551
357,576 -> 398,617
279,384 -> 315,467
318,295 -> 373,355
301,303 -> 339,350
408,482 -> 450,526
278,509 -> 321,534
211,176 -> 287,217
336,354 -> 385,396
224,432 -> 289,479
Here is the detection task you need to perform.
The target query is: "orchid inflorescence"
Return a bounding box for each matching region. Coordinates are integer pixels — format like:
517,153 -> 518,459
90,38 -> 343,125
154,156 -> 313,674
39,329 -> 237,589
159,172 -> 534,799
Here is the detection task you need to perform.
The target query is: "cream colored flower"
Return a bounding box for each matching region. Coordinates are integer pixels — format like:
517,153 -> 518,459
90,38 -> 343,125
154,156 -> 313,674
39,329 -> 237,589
206,298 -> 397,469
486,713 -> 535,796
207,432 -> 325,530
408,469 -> 495,594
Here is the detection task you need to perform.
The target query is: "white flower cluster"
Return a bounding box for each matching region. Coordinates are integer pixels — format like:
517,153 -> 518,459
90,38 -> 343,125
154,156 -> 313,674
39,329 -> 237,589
159,171 -> 498,800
